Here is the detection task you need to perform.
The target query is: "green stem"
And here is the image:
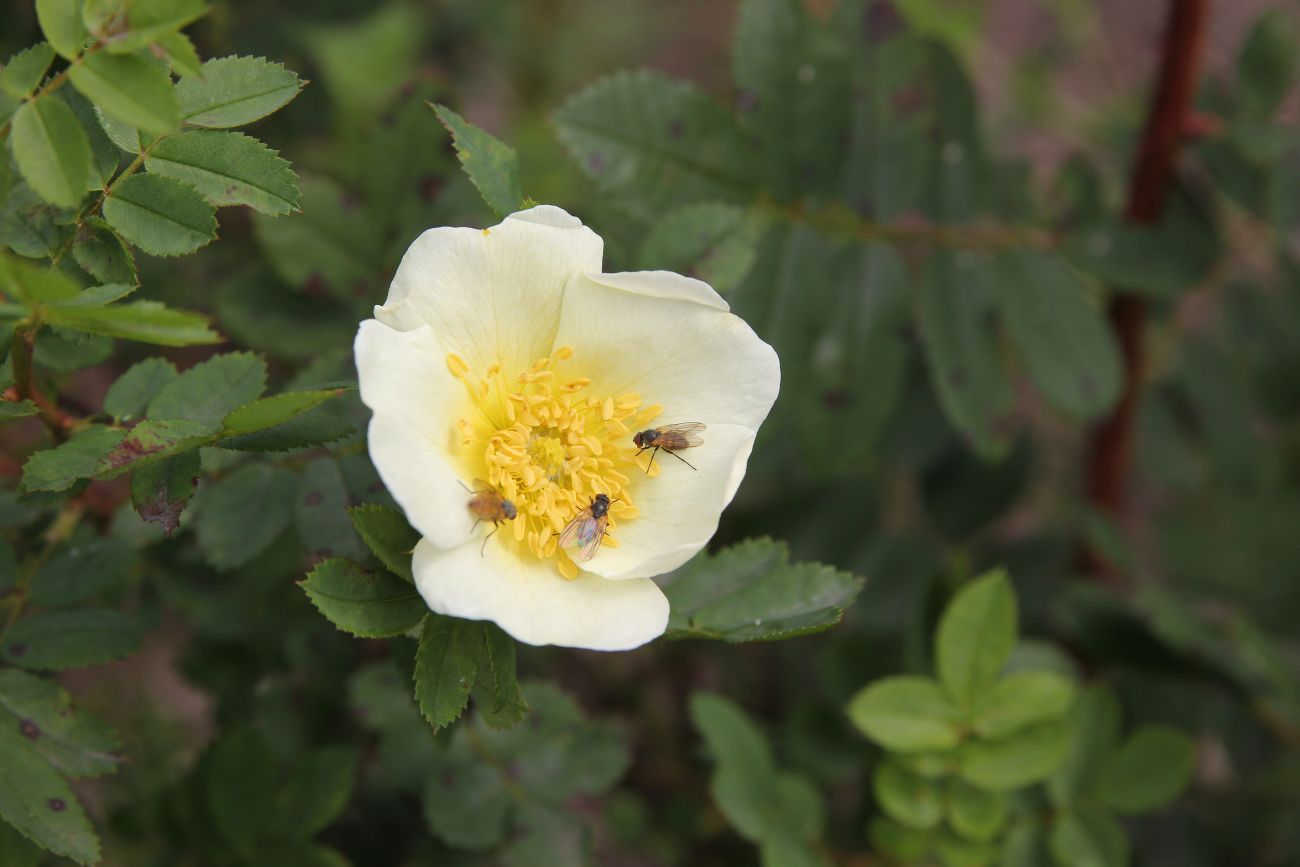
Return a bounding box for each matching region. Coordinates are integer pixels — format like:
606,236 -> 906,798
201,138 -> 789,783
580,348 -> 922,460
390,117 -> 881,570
0,42 -> 103,139
1,502 -> 84,634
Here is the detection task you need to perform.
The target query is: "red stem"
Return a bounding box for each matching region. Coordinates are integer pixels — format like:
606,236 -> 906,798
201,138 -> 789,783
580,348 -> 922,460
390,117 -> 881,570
1085,0 -> 1208,573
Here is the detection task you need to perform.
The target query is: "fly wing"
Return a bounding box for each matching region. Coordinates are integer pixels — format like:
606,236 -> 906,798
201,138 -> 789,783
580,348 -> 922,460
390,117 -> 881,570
576,516 -> 609,561
558,509 -> 593,550
660,422 -> 706,447
471,478 -> 494,493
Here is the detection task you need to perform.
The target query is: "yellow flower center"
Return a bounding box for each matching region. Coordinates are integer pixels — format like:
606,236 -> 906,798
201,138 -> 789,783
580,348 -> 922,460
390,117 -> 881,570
446,346 -> 660,579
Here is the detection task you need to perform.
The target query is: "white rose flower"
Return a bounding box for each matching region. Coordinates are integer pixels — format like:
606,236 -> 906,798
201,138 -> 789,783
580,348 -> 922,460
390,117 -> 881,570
354,206 -> 779,651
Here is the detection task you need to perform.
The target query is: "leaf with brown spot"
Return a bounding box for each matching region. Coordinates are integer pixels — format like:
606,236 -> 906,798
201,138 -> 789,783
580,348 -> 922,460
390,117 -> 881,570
130,450 -> 202,535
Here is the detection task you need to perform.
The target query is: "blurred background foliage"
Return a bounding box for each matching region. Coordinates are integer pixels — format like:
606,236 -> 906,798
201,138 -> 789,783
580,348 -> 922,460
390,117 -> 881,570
2,0 -> 1300,865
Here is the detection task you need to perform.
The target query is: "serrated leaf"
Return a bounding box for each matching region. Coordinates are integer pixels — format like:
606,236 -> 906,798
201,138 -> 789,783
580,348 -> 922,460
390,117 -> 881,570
1,609 -> 139,670
176,55 -> 303,128
959,721 -> 1070,791
474,623 -> 527,728
553,69 -> 757,217
300,559 -> 425,639
148,352 -> 267,426
21,426 -> 123,492
219,389 -> 344,436
637,203 -> 764,294
1091,727 -> 1195,814
0,400 -> 38,420
348,504 -> 419,583
917,250 -> 1015,459
68,51 -> 179,133
217,401 -> 356,452
95,0 -> 207,54
935,570 -> 1016,709
195,462 -> 295,570
45,300 -> 219,346
972,670 -> 1075,739
0,670 -> 121,778
130,449 -> 200,534
91,418 -> 211,480
659,537 -> 863,641
431,104 -> 523,217
873,761 -> 943,830
0,726 -> 99,864
71,219 -> 137,285
413,614 -> 482,731
0,183 -> 69,257
11,97 -> 93,208
103,172 -> 217,256
156,31 -> 201,78
997,252 -> 1121,420
846,676 -> 963,753
1049,809 -> 1127,867
1,44 -> 55,98
37,0 -> 90,59
104,357 -> 177,421
29,535 -> 132,607
146,130 -> 300,215
94,103 -> 144,153
0,251 -> 80,303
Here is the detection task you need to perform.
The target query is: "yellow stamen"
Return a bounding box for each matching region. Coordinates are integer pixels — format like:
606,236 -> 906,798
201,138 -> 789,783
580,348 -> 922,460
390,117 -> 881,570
449,348 -> 658,577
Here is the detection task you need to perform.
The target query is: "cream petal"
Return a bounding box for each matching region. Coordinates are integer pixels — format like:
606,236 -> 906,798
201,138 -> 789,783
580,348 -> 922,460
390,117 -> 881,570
354,320 -> 476,549
375,205 -> 603,376
555,269 -> 780,431
412,538 -> 670,650
582,423 -> 755,581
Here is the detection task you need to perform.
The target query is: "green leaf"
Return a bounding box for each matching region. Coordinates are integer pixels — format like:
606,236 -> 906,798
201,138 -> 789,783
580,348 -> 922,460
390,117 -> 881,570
474,623 -> 527,728
972,670 -> 1075,739
0,183 -> 69,258
945,781 -> 1007,842
92,418 -> 212,479
413,614 -> 482,731
195,462 -> 295,570
145,130 -> 300,215
45,300 -> 219,346
996,252 -> 1122,420
1048,809 -> 1127,867
845,676 -> 963,753
1,609 -> 139,670
295,457 -> 365,560
217,401 -> 356,453
348,504 -> 419,583
102,172 -> 217,256
104,357 -> 177,421
0,726 -> 99,865
936,570 -> 1017,709
0,670 -> 121,778
94,103 -> 144,153
933,830 -> 999,867
1091,726 -> 1195,814
156,31 -> 202,78
11,97 -> 93,208
273,747 -> 357,836
29,534 -> 132,607
0,400 -> 38,420
37,0 -> 90,59
869,817 -> 932,862
422,742 -> 512,849
21,426 -> 123,492
251,175 -> 383,298
130,449 -> 200,534
299,558 -> 424,639
432,104 -> 524,217
553,69 -> 757,217
0,251 -> 81,303
637,203 -> 764,294
71,219 -> 137,286
1,44 -> 55,98
219,389 -> 344,437
0,817 -> 45,867
917,251 -> 1015,459
1047,687 -> 1121,808
204,728 -> 276,850
95,0 -> 207,54
959,721 -> 1070,791
148,352 -> 267,426
873,761 -> 943,830
1238,9 -> 1296,118
659,537 -> 863,641
176,55 -> 303,128
68,51 -> 179,133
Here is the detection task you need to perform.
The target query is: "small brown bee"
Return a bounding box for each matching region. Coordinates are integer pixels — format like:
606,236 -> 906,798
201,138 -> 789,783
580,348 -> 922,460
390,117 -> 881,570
558,493 -> 611,562
464,479 -> 518,555
632,422 -> 706,472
